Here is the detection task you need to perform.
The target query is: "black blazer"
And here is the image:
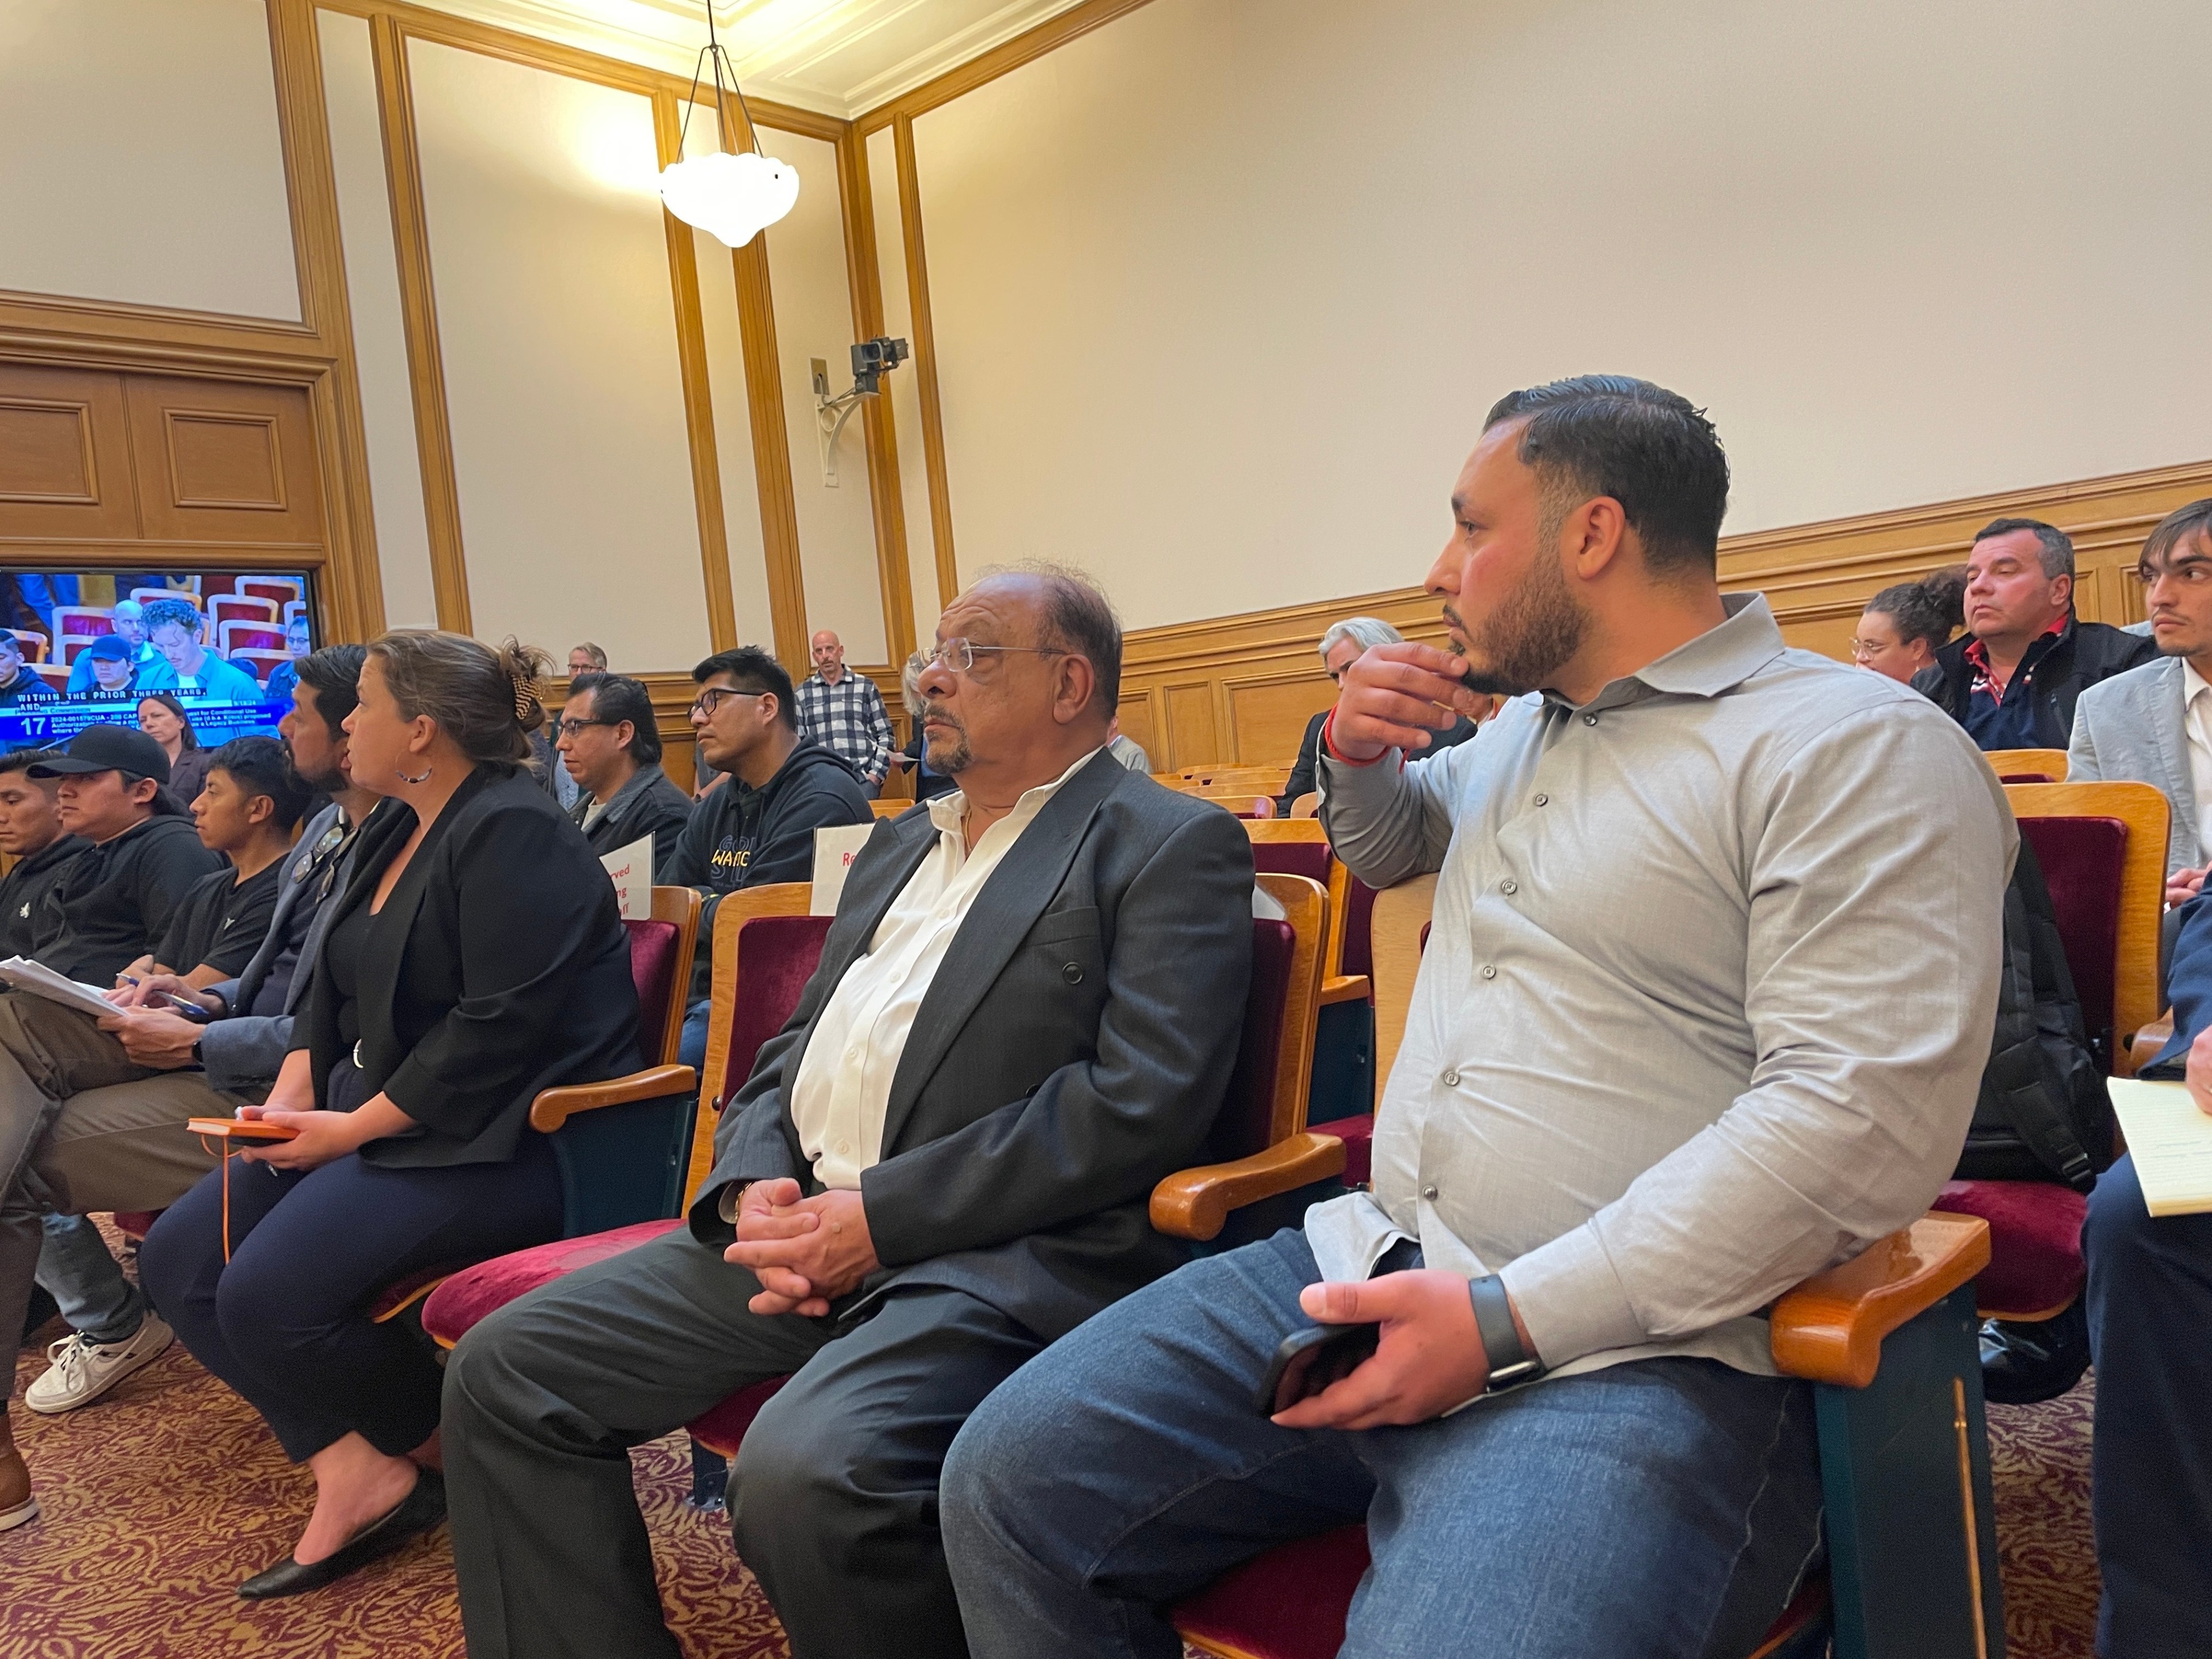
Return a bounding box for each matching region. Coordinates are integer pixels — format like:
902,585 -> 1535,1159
1911,617 -> 2157,749
301,768 -> 641,1168
691,749 -> 1255,1342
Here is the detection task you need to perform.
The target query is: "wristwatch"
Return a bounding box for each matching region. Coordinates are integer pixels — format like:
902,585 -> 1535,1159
1469,1274 -> 1546,1393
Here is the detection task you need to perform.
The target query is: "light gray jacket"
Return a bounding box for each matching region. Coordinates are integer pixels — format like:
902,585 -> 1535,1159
2067,655 -> 2199,877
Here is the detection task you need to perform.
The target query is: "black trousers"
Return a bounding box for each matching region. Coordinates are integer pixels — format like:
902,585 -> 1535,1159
2085,1152 -> 2212,1658
138,1134 -> 562,1463
441,1223 -> 1044,1659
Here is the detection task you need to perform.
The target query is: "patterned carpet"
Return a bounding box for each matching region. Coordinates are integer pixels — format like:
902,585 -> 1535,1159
7,1272 -> 2103,1658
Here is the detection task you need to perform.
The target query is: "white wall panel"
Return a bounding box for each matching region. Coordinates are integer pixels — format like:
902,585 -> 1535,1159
319,10 -> 438,632
408,39 -> 711,670
760,127 -> 887,665
0,0 -> 299,319
868,123 -> 941,649
681,106 -> 773,652
911,0 -> 2212,631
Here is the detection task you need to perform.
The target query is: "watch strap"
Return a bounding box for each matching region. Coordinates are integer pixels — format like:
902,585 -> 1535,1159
1469,1274 -> 1545,1392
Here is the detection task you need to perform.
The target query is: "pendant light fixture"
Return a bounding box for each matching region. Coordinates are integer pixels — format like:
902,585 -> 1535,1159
660,3 -> 798,248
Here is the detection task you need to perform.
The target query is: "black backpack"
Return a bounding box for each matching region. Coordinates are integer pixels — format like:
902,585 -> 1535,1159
1953,836 -> 2113,1191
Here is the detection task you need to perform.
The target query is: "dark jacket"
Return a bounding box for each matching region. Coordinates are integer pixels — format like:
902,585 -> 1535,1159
300,768 -> 641,1168
690,751 -> 1256,1343
667,739 -> 872,1001
167,748 -> 213,809
898,729 -> 959,802
1911,618 -> 2158,749
571,762 -> 693,872
31,815 -> 222,983
0,835 -> 86,958
1277,706 -> 1480,815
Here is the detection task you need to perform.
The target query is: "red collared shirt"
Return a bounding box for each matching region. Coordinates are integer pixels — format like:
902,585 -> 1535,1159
1964,615 -> 2068,702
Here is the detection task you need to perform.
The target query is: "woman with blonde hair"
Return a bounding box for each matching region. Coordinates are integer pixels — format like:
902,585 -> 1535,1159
141,631 -> 641,1599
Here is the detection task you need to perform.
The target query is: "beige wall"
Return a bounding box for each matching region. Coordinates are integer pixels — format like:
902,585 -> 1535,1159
0,0 -> 299,320
867,123 -> 943,652
907,0 -> 2212,631
407,38 -> 713,671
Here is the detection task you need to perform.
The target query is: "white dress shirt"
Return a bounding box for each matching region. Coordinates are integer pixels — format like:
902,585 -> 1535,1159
787,748 -> 1103,1190
2181,660 -> 2212,864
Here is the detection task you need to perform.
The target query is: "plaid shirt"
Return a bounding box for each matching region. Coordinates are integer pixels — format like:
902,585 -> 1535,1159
795,670 -> 893,783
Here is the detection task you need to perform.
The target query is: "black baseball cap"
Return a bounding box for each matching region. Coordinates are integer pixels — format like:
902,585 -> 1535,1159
29,724 -> 172,786
84,635 -> 132,662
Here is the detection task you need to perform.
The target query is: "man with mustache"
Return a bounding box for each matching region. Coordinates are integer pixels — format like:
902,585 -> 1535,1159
941,377 -> 2013,1658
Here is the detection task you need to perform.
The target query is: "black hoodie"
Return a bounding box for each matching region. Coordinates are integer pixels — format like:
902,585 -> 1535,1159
667,738 -> 872,1001
30,814 -> 224,983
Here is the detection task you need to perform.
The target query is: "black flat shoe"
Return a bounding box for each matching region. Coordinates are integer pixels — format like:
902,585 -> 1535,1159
238,1467 -> 446,1599
1979,1299 -> 2092,1406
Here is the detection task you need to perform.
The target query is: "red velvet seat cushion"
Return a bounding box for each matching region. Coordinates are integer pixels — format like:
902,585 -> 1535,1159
1931,1179 -> 2088,1317
687,1375 -> 793,1459
2014,816 -> 2126,1055
1306,1114 -> 1373,1187
1341,878 -> 1378,983
718,915 -> 835,1107
112,1210 -> 161,1240
624,918 -> 682,1066
1251,842 -> 1332,887
1206,919 -> 1297,1162
421,1219 -> 682,1346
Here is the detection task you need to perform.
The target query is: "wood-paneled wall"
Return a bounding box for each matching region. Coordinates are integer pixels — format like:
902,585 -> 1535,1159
1115,456 -> 2212,772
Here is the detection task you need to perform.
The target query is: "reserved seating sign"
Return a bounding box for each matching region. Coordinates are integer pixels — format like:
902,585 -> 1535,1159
599,836 -> 653,921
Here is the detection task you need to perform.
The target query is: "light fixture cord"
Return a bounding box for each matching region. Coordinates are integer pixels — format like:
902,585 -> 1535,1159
673,3 -> 768,161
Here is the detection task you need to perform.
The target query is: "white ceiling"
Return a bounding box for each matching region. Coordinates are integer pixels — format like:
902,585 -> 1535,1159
414,0 -> 1092,118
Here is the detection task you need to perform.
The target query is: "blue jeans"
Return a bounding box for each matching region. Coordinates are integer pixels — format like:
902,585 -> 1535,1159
941,1229 -> 1822,1659
2085,1153 -> 2212,1658
680,998 -> 710,1073
36,1211 -> 144,1343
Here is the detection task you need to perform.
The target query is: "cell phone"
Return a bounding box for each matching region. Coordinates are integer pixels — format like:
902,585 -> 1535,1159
1256,1321 -> 1381,1416
150,991 -> 213,1023
185,1117 -> 299,1142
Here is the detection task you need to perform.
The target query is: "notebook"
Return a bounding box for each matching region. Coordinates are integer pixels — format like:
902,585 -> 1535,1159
2107,1078 -> 2212,1217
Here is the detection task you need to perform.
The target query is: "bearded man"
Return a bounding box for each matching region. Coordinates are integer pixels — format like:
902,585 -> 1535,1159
939,376 -> 2016,1658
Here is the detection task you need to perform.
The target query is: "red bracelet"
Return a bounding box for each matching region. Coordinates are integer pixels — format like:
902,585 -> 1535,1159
1321,707 -> 1385,767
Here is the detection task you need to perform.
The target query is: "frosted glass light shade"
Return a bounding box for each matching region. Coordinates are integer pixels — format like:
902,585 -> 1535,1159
658,149 -> 798,248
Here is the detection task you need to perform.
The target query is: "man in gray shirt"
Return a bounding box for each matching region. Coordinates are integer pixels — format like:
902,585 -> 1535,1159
941,376 -> 2014,1657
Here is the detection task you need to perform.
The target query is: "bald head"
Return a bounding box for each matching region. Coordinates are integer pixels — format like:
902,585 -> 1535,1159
809,630 -> 846,683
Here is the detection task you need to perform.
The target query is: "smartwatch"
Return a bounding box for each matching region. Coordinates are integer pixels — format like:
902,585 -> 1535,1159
1469,1274 -> 1546,1393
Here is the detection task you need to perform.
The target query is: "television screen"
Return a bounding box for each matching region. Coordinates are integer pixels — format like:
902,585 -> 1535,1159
0,570 -> 315,754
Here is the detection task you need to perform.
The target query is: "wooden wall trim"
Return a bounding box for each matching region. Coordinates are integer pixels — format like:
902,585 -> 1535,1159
268,0 -> 388,640
892,115 -> 959,617
653,89 -> 739,654
854,0 -> 1161,135
836,124 -> 918,666
369,12 -> 471,635
729,233 -> 810,673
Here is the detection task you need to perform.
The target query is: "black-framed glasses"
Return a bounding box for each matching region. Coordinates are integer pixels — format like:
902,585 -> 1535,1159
920,638 -> 1069,674
690,687 -> 767,719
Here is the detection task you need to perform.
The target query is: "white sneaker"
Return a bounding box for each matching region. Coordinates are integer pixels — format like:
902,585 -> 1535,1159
24,1312 -> 174,1414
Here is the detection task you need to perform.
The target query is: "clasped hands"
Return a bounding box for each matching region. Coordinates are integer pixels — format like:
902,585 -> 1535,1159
1328,643 -> 1493,763
725,1178 -> 880,1317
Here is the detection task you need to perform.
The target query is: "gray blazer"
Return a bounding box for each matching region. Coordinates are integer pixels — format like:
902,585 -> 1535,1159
2068,655 -> 2199,876
198,801 -> 368,1090
688,749 -> 1256,1343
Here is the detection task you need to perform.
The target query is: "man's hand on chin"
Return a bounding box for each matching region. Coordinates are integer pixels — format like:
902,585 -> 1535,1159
1270,1270 -> 1494,1431
726,1178 -> 881,1317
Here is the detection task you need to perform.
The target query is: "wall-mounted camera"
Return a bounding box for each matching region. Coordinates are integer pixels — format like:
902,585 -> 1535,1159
813,335 -> 910,486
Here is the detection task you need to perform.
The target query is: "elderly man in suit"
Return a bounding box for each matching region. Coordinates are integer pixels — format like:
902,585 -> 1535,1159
2070,498 -> 2212,908
0,645 -> 373,1532
442,566 -> 1256,1659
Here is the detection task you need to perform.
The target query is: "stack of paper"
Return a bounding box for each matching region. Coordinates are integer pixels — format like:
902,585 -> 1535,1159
2107,1078 -> 2212,1217
0,957 -> 121,1020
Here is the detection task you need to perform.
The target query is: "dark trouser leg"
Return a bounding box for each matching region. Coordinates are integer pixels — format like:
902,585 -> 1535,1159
944,1228 -> 1821,1659
730,1285 -> 1046,1659
2085,1153 -> 2212,1658
442,1224 -> 835,1659
140,1136 -> 564,1461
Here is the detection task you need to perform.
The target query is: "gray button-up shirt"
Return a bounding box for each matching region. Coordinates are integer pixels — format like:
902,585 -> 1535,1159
1308,593 -> 2014,1384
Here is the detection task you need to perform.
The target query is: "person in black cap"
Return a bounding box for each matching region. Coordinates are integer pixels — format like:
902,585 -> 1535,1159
66,634 -> 140,700
24,725 -> 223,986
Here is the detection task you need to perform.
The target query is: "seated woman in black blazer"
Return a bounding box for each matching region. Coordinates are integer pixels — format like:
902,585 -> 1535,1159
139,630 -> 641,1599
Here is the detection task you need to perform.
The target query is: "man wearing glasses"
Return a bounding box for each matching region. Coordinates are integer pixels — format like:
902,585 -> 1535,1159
665,646 -> 873,1071
442,570 -> 1255,1659
1275,616 -> 1485,816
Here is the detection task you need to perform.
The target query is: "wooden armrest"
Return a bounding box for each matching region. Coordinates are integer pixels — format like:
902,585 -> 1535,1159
1769,1213 -> 1990,1389
2129,1013 -> 2174,1077
1319,974 -> 1370,1005
529,1064 -> 698,1133
1150,1132 -> 1347,1242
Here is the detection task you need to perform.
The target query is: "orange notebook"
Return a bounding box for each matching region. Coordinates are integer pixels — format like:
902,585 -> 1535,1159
186,1118 -> 299,1142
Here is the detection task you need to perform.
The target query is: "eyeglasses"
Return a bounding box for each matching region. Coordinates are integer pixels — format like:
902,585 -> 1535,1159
689,687 -> 766,719
1847,640 -> 1883,660
918,638 -> 1069,674
559,717 -> 617,733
